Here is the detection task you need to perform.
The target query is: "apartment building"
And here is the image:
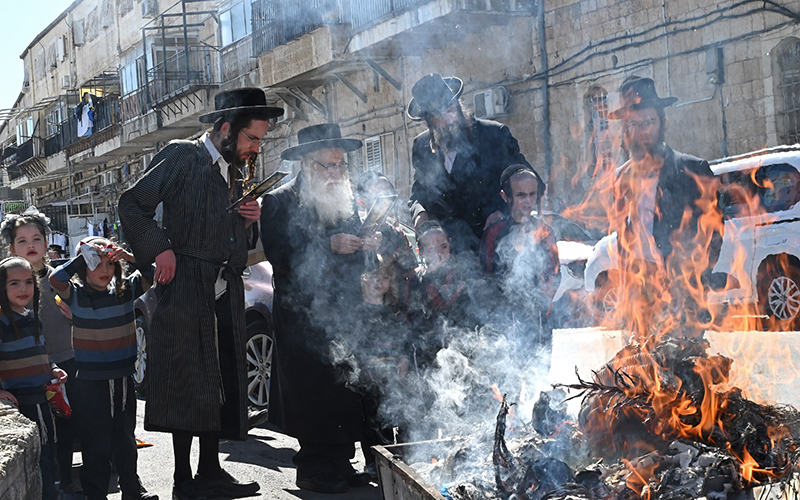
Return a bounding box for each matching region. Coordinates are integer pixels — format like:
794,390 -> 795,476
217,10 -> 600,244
1,0 -> 798,252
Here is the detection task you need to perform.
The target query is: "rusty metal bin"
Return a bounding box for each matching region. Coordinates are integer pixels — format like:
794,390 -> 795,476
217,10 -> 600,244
372,441 -> 450,500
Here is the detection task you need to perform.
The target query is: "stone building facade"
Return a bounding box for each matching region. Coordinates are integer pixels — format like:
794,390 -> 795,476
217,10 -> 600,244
1,0 -> 798,250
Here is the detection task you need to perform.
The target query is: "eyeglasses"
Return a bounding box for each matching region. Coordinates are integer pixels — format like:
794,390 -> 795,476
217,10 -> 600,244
239,129 -> 263,147
624,119 -> 658,132
313,160 -> 348,172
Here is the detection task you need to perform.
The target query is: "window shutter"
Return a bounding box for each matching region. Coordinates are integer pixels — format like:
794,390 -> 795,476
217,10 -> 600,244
365,136 -> 382,171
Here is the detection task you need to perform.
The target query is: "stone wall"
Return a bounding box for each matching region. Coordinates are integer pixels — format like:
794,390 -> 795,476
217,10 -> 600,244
0,400 -> 42,500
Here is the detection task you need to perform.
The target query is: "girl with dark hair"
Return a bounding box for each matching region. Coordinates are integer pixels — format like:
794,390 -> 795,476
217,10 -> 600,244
50,238 -> 156,500
0,257 -> 66,500
1,207 -> 79,494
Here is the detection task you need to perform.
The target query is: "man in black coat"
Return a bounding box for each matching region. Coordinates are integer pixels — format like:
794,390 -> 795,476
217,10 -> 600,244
408,74 -> 532,253
260,124 -> 379,494
608,77 -> 723,334
119,89 -> 279,500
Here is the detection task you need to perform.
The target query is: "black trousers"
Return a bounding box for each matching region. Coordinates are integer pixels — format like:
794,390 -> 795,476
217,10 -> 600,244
19,401 -> 59,500
73,376 -> 141,500
55,357 -> 78,486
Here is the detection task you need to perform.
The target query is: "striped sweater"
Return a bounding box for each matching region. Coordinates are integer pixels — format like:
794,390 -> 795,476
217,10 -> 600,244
0,311 -> 53,405
52,256 -> 147,381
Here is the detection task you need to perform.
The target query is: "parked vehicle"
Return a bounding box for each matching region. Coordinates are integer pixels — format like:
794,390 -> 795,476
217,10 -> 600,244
584,145 -> 800,327
133,261 -> 274,409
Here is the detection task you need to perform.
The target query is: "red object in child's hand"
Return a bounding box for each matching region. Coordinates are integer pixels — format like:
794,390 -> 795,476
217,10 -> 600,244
44,379 -> 71,418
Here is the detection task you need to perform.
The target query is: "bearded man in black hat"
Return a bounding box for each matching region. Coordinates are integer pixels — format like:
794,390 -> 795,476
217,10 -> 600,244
260,124 -> 379,494
408,73 -> 532,253
607,76 -> 723,334
119,88 -> 281,500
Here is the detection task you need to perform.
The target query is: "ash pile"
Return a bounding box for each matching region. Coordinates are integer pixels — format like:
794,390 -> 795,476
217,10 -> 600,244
410,336 -> 800,500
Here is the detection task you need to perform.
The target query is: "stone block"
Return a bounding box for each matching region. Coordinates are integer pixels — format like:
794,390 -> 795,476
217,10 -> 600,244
0,401 -> 41,500
742,58 -> 761,83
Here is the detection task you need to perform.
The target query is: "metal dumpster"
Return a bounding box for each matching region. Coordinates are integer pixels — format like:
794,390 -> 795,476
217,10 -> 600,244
372,441 -> 450,500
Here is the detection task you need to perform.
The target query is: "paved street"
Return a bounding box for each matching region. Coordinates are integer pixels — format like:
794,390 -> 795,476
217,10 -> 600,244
72,400 -> 383,500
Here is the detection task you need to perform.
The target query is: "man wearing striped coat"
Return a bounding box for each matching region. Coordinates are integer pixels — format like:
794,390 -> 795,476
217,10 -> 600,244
119,89 -> 282,500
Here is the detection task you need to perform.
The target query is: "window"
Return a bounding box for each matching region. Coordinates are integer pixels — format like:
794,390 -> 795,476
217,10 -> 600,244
584,86 -> 613,176
219,0 -> 252,47
121,61 -> 139,95
776,38 -> 800,145
45,104 -> 64,138
756,164 -> 800,213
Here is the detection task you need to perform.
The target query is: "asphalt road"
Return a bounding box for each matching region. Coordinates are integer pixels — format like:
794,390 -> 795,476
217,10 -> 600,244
67,398 -> 382,500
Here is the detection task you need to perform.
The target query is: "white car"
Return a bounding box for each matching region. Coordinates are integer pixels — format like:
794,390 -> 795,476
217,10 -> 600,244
709,145 -> 800,325
584,145 -> 800,326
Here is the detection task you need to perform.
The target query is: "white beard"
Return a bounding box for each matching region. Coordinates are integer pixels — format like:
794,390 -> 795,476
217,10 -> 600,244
300,177 -> 355,226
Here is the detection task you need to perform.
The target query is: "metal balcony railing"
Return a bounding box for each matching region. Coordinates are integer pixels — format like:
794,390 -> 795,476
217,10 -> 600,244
121,46 -> 217,121
44,96 -> 119,157
16,138 -> 43,164
251,0 -> 341,56
145,47 -> 216,104
347,0 -> 428,31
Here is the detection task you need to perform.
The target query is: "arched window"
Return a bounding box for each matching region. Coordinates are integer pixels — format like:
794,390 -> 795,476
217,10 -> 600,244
776,38 -> 800,145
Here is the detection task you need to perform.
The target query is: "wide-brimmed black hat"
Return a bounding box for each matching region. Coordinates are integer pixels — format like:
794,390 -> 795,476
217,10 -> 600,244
199,88 -> 284,123
407,74 -> 464,121
281,124 -> 362,161
608,76 -> 678,120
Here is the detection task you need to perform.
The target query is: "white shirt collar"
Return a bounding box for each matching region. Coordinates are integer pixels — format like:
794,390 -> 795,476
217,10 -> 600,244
203,133 -> 229,183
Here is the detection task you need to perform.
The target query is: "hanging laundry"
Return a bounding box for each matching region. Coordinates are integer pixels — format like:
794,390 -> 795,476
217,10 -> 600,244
75,93 -> 97,137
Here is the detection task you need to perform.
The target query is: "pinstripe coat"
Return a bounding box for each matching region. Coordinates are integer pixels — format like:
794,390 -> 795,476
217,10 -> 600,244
118,139 -> 249,440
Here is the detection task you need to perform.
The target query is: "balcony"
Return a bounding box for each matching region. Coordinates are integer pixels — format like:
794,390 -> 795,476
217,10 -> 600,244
122,46 -> 219,144
221,35 -> 257,85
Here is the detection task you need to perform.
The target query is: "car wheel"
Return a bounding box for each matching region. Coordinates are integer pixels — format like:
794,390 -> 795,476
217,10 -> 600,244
759,263 -> 800,327
246,319 -> 273,409
594,273 -> 620,315
134,315 -> 148,396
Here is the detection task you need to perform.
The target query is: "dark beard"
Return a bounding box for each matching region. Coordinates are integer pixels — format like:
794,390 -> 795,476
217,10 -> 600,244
219,131 -> 245,168
431,115 -> 470,152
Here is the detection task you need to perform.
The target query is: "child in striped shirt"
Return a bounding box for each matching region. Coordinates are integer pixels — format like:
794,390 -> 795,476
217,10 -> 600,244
0,256 -> 67,500
50,237 -> 156,500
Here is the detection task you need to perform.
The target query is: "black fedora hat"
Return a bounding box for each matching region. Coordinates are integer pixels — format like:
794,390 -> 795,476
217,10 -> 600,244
407,74 -> 464,121
281,123 -> 362,161
608,76 -> 678,120
199,88 -> 284,123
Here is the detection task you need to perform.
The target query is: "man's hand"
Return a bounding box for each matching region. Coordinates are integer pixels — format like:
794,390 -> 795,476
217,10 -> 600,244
484,210 -> 505,229
155,249 -> 176,284
52,368 -> 68,383
362,231 -> 383,252
0,390 -> 18,406
413,211 -> 429,230
331,234 -> 363,254
237,199 -> 261,228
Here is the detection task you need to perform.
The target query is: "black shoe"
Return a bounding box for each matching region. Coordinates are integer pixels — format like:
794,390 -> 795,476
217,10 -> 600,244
247,408 -> 269,430
194,469 -> 260,498
173,479 -> 206,500
122,487 -> 159,500
347,471 -> 373,487
295,473 -> 349,494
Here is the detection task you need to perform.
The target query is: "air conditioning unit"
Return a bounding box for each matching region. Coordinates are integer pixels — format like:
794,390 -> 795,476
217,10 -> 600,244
473,87 -> 510,120
141,0 -> 158,18
61,75 -> 71,89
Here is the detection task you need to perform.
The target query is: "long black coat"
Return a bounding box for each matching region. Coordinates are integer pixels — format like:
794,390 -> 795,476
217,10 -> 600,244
409,118 -> 531,251
260,174 -> 366,444
118,139 -> 249,440
616,146 -> 722,270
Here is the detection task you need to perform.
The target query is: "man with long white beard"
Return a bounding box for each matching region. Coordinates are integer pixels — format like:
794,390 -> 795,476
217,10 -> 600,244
260,124 -> 380,494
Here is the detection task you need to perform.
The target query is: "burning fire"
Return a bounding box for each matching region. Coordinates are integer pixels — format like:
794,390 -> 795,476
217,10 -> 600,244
561,145 -> 800,494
